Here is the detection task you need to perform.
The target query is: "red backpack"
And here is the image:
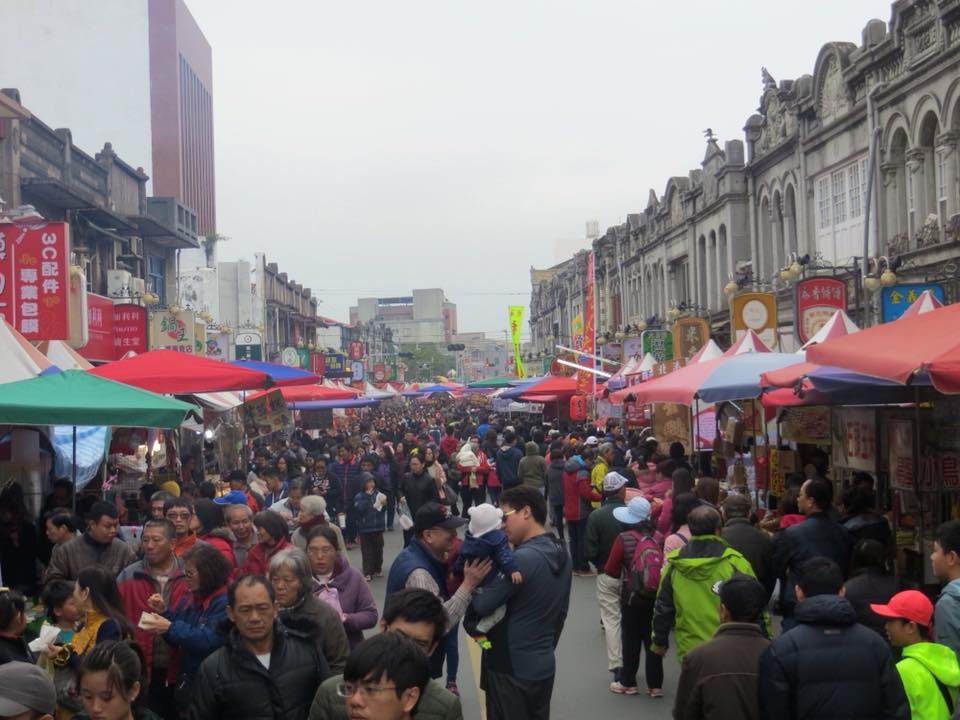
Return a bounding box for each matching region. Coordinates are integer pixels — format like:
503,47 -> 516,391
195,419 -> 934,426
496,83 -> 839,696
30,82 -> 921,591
625,529 -> 664,605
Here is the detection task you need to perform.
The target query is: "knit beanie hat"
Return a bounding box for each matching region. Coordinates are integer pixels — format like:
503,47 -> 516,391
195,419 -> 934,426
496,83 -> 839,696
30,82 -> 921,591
467,503 -> 503,538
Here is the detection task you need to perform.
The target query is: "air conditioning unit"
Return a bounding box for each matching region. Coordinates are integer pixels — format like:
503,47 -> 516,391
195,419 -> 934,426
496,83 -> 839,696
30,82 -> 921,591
107,269 -> 132,298
131,277 -> 146,297
130,237 -> 144,258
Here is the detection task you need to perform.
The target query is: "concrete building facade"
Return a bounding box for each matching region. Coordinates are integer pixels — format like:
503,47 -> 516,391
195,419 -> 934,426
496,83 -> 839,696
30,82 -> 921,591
0,0 -> 216,233
350,289 -> 458,345
531,0 -> 960,355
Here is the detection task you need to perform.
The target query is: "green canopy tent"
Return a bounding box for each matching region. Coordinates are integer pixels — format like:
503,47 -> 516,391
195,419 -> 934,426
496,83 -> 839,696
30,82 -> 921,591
0,370 -> 199,501
466,375 -> 518,389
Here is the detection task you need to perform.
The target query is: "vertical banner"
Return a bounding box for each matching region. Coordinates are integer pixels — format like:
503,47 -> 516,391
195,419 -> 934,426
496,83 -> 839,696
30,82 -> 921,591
671,317 -> 710,360
577,251 -> 595,393
0,221 -> 71,339
508,305 -> 525,378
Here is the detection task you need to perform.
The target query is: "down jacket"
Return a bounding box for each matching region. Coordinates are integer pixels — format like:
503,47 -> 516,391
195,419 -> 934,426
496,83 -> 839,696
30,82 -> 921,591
189,623 -> 330,720
758,594 -> 909,720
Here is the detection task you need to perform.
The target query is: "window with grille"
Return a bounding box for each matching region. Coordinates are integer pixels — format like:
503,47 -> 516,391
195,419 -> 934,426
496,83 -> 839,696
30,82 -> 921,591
848,158 -> 868,218
818,177 -> 831,229
832,170 -> 847,224
907,168 -> 916,237
937,149 -> 948,226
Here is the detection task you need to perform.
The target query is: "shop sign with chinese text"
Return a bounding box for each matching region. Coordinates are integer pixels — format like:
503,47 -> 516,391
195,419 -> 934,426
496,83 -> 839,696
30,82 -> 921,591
881,283 -> 944,322
641,330 -> 673,362
323,353 -> 350,378
0,222 -> 70,339
149,310 -> 195,353
113,304 -> 147,356
78,293 -> 114,362
731,292 -> 778,350
671,317 -> 710,360
831,407 -> 876,473
795,277 -> 846,344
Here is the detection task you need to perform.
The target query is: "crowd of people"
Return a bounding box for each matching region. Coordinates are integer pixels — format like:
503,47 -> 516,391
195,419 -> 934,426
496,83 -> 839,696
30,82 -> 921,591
2,399 -> 960,719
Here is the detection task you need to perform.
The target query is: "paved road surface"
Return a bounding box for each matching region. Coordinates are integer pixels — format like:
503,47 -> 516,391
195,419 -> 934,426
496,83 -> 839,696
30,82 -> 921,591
346,525 -> 678,720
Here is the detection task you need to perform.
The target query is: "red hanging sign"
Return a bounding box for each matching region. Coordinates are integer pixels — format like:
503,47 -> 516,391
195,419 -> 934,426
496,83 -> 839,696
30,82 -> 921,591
0,222 -> 70,339
577,251 -> 595,394
349,341 -> 365,361
795,276 -> 846,344
113,303 -> 148,357
78,293 -> 115,362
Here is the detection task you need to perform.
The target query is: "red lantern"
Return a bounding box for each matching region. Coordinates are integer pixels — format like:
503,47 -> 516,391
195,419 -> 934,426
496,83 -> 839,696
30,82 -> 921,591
569,395 -> 587,421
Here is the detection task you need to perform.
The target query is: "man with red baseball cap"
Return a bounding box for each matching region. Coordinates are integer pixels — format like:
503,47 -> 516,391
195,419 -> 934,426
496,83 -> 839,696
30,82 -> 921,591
872,590 -> 960,720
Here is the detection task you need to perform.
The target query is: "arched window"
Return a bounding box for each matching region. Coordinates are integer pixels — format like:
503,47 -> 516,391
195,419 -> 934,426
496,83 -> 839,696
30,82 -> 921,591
697,235 -> 707,307
884,128 -> 910,243
783,186 -> 799,258
760,196 -> 774,283
718,225 -> 730,304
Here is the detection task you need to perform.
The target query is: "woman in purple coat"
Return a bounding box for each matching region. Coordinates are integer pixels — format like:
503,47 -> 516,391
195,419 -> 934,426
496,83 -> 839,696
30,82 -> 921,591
306,525 -> 378,647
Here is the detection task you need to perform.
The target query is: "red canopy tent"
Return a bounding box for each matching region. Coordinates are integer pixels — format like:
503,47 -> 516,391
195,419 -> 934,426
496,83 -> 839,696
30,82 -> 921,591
805,301 -> 960,393
89,349 -> 272,394
247,384 -> 359,403
516,375 -> 581,402
898,289 -> 943,319
760,361 -> 821,389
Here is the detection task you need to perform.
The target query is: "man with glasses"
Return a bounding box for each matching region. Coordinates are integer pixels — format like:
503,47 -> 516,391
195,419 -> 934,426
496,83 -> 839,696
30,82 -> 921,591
190,574 -> 329,720
336,633 -> 430,720
310,589 -> 463,720
164,498 -> 197,558
472,486 -> 572,720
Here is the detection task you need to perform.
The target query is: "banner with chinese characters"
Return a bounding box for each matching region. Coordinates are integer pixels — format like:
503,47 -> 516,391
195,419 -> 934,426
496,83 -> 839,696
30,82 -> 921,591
113,304 -> 147,357
780,406 -> 831,445
571,313 -> 584,351
641,329 -> 673,362
242,388 -> 291,438
795,277 -> 846,344
0,221 -> 70,339
654,403 -> 690,456
508,305 -> 525,379
577,252 -> 595,393
323,352 -> 350,378
831,407 -> 876,473
149,310 -> 195,353
881,283 -> 945,322
731,291 -> 778,350
887,419 -> 914,490
671,317 -> 710,360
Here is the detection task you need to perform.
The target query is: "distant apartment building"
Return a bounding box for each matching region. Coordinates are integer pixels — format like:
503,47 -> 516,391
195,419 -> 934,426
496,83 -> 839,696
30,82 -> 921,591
350,289 -> 457,345
0,0 -> 216,233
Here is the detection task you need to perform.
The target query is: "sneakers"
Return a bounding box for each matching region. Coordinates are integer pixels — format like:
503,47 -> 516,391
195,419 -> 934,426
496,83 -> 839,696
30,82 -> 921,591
446,682 -> 460,696
609,681 -> 638,695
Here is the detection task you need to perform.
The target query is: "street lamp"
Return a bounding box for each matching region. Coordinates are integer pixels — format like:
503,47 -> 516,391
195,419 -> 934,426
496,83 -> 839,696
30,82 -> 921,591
724,277 -> 739,296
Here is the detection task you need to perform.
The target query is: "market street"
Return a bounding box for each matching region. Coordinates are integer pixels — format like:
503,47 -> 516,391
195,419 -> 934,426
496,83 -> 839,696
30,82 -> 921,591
357,524 -> 679,720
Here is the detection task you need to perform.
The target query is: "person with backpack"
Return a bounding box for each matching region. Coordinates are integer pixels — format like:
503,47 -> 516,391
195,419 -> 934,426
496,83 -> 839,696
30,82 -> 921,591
871,589 -> 960,720
603,496 -> 664,697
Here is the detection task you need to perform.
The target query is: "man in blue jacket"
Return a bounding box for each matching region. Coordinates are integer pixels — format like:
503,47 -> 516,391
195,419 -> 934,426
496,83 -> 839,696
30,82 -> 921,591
473,486 -> 572,720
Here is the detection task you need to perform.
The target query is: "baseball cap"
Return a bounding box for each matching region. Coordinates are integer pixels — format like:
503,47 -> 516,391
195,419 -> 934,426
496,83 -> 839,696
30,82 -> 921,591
584,436 -> 599,446
603,471 -> 628,493
414,502 -> 467,535
613,496 -> 652,525
0,661 -> 56,716
870,590 -> 934,628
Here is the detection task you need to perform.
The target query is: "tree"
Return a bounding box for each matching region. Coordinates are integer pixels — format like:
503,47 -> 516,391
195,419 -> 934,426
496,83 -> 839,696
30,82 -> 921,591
398,343 -> 454,382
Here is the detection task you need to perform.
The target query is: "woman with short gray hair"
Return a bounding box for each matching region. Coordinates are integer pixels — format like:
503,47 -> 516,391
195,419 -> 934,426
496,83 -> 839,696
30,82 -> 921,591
292,495 -> 346,553
268,546 -> 349,673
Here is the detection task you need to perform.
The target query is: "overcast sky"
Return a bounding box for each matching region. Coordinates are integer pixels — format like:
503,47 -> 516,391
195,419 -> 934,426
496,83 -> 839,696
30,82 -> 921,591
187,0 -> 892,340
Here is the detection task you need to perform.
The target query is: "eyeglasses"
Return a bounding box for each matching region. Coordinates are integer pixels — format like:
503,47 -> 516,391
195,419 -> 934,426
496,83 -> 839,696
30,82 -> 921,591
166,512 -> 192,520
337,682 -> 397,699
308,546 -> 337,556
502,509 -> 518,518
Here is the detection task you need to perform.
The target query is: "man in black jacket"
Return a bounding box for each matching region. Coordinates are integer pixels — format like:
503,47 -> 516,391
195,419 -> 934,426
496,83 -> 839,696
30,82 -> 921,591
758,557 -> 908,720
772,478 -> 852,629
190,574 -> 329,720
721,493 -> 775,597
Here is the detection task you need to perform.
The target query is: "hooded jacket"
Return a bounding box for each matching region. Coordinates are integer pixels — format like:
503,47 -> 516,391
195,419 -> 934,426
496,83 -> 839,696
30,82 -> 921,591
546,456 -> 566,506
652,536 -> 761,661
935,578 -> 960,658
517,442 -> 547,490
758,594 -> 909,720
496,444 -> 524,489
198,528 -> 237,569
562,458 -> 599,522
163,586 -> 229,679
896,641 -> 960,720
472,532 -> 571,681
583,496 -> 627,570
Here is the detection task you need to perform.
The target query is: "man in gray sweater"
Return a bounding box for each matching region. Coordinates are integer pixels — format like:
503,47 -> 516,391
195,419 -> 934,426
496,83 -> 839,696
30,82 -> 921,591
43,501 -> 136,583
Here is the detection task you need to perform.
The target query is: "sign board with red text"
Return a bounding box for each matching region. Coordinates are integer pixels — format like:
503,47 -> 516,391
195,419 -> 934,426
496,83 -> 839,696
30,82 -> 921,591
0,222 -> 70,339
795,277 -> 846,344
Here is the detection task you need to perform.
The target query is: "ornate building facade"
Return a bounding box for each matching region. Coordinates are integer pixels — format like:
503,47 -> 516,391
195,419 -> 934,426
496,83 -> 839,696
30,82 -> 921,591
530,0 -> 960,355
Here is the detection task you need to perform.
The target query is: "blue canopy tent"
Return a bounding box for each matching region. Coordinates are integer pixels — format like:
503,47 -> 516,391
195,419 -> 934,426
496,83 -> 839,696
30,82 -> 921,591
230,360 -> 319,387
288,398 -> 381,410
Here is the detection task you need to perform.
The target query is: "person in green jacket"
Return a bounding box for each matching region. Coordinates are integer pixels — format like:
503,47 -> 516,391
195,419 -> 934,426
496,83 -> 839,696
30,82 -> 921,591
872,589 -> 960,720
652,505 -> 765,661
